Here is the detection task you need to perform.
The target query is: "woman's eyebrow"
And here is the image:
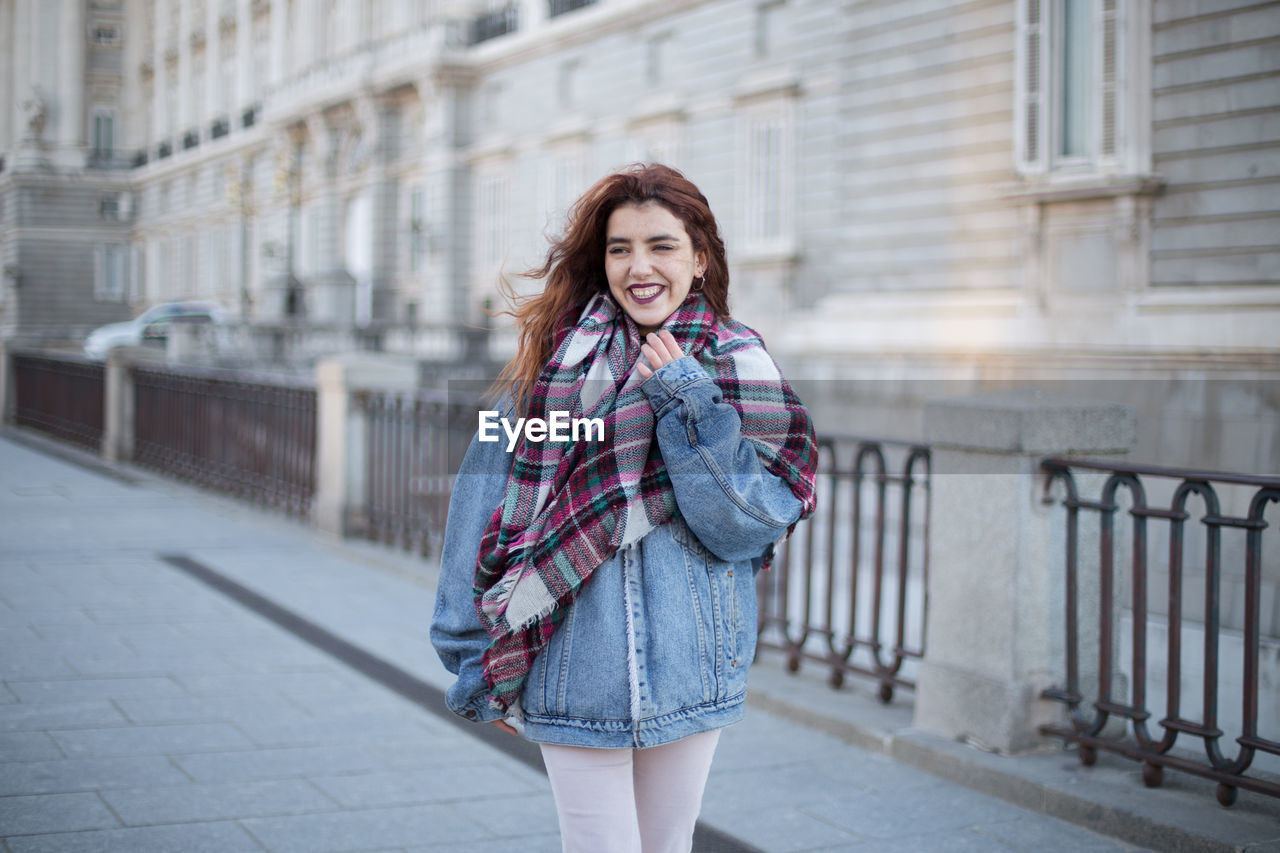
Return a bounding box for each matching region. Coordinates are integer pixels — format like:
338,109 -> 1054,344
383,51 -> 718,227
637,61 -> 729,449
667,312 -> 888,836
606,233 -> 681,245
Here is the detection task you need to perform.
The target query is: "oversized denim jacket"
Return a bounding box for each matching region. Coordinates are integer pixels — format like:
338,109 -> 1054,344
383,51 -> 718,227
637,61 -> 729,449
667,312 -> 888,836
430,355 -> 804,748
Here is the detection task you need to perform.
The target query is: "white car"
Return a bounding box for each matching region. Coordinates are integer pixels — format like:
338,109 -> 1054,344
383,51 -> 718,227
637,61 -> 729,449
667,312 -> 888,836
83,301 -> 229,360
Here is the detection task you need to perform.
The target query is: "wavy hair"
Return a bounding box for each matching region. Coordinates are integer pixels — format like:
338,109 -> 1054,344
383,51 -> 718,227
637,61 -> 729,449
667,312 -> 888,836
492,163 -> 730,414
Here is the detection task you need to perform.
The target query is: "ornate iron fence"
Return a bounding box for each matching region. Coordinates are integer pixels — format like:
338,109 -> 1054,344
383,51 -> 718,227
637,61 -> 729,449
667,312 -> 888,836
132,366 -> 316,517
10,352 -> 106,451
362,389 -> 482,556
756,435 -> 931,701
1040,456 -> 1280,806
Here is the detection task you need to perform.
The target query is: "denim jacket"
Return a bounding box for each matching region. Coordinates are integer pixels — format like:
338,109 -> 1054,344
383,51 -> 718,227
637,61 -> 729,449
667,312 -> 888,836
430,356 -> 804,748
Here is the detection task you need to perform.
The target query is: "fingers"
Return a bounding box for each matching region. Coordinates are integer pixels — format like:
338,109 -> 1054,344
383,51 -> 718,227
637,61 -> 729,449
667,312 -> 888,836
491,719 -> 519,736
635,330 -> 685,380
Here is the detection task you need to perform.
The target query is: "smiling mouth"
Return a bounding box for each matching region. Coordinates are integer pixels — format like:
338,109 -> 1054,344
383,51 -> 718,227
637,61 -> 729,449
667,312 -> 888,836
628,284 -> 665,303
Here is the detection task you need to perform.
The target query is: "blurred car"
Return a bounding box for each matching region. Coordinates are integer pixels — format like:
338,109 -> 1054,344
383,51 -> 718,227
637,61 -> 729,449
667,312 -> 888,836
83,301 -> 229,360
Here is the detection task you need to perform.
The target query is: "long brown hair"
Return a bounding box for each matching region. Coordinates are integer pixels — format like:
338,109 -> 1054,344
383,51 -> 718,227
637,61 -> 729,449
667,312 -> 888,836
492,163 -> 730,414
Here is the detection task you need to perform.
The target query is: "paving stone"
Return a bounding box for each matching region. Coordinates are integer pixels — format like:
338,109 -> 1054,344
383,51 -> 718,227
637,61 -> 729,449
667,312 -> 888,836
357,736 -> 494,771
448,792 -> 562,838
174,744 -> 388,783
802,780 -> 1032,841
974,817 -> 1148,852
5,820 -> 265,853
0,730 -> 65,761
309,762 -> 543,808
0,755 -> 191,796
407,834 -> 563,853
700,804 -> 867,852
62,650 -> 242,678
0,655 -> 78,678
236,711 -> 437,748
100,777 -> 336,825
49,722 -> 255,757
0,791 -> 119,835
239,802 -> 489,853
4,676 -> 186,703
112,693 -> 304,726
0,700 -> 129,731
176,670 -> 359,697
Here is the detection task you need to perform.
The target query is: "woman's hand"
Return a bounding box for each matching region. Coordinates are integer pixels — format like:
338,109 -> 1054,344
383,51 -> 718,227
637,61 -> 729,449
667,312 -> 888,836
491,719 -> 519,736
635,330 -> 684,379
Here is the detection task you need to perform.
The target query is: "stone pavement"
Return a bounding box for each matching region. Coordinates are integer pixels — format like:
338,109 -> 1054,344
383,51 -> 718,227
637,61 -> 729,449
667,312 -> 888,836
1,429 -> 1276,853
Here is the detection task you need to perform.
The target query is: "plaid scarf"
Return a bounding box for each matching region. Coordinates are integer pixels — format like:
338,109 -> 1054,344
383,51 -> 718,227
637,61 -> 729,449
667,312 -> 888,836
474,290 -> 817,714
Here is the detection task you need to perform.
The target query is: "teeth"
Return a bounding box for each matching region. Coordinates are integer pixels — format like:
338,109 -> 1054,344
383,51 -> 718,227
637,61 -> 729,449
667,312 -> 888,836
630,285 -> 661,299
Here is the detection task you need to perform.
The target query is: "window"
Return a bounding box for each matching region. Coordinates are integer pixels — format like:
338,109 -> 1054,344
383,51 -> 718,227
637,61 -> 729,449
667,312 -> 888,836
754,1 -> 784,59
741,106 -> 792,250
95,245 -> 129,302
92,23 -> 122,45
646,33 -> 670,86
474,168 -> 510,270
1016,0 -> 1138,175
408,186 -> 428,273
92,110 -> 116,161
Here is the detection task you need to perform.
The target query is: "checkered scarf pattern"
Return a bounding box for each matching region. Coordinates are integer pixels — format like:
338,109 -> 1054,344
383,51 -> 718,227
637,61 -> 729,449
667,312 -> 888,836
473,291 -> 817,714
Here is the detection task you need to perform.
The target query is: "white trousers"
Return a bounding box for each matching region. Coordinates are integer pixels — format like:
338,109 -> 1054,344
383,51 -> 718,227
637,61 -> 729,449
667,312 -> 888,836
538,729 -> 721,853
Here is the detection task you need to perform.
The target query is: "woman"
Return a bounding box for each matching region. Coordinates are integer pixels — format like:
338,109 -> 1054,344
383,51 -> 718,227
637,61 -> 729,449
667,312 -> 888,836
431,163 -> 817,852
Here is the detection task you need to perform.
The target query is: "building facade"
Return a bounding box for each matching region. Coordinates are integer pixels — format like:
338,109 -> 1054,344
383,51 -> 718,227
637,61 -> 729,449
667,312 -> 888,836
1,1 -> 1277,414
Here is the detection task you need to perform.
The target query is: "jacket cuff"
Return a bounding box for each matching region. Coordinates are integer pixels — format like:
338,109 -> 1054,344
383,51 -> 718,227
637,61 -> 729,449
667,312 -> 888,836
640,356 -> 712,418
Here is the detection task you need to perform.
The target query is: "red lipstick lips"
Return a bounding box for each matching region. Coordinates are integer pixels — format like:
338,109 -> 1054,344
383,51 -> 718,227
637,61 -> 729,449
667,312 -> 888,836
628,283 -> 666,304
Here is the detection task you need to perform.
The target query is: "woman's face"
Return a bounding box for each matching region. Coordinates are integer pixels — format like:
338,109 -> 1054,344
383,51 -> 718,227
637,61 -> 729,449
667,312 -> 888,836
604,202 -> 706,337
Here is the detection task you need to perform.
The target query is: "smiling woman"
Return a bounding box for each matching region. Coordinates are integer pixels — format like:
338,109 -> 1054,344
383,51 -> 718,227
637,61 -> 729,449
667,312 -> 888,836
604,202 -> 706,337
431,163 -> 818,853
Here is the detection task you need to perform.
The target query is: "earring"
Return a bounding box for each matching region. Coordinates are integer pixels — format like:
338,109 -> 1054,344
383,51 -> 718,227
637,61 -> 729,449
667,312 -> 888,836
693,273 -> 705,292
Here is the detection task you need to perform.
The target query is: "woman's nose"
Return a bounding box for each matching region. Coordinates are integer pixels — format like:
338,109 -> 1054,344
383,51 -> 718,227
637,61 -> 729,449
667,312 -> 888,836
630,252 -> 653,276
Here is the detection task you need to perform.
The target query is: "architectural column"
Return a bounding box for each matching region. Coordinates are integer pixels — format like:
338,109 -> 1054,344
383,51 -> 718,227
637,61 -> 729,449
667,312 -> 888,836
177,0 -> 192,133
206,0 -> 219,125
268,0 -> 286,85
235,0 -> 252,114
153,1 -> 168,144
59,0 -> 85,154
10,0 -> 31,151
913,392 -> 1136,753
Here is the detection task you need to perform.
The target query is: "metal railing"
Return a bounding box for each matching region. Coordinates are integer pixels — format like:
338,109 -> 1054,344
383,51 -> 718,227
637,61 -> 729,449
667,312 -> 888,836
362,389 -> 480,555
10,352 -> 106,451
1040,457 -> 1280,806
548,0 -> 596,17
471,5 -> 518,44
756,435 -> 931,701
132,366 -> 316,517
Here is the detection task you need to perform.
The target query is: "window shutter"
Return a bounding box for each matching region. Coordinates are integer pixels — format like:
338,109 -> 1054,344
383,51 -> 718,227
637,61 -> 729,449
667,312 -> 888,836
1018,0 -> 1045,172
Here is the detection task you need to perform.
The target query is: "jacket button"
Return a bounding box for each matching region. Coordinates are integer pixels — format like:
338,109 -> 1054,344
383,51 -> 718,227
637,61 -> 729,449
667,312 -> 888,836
464,709 -> 477,720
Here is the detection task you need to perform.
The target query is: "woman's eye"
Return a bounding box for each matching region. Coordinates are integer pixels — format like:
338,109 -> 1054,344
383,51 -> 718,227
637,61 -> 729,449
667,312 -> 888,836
608,247 -> 628,255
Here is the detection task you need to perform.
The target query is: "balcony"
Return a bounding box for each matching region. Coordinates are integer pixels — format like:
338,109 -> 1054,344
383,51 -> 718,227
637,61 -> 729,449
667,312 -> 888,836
471,5 -> 518,45
548,0 -> 596,18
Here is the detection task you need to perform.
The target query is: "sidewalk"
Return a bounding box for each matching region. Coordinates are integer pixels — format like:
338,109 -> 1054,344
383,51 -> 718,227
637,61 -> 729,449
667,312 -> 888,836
1,429 -> 1276,853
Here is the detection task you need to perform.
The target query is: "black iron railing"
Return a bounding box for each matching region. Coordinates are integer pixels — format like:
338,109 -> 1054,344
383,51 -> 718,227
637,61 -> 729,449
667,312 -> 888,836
471,5 -> 518,44
132,366 -> 316,517
11,352 -> 106,451
548,0 -> 596,18
757,435 -> 931,701
1040,457 -> 1280,806
362,389 -> 482,555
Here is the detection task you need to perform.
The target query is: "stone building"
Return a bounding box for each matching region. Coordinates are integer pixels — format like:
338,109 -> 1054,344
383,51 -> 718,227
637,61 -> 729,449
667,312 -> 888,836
1,0 -> 1277,449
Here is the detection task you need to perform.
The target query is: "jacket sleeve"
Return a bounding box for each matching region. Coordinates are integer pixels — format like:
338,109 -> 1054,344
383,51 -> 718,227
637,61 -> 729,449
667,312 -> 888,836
429,427 -> 512,723
641,355 -> 805,563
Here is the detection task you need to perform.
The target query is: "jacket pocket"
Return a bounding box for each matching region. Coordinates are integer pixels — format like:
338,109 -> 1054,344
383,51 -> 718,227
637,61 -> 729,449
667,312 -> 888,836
669,515 -> 742,699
